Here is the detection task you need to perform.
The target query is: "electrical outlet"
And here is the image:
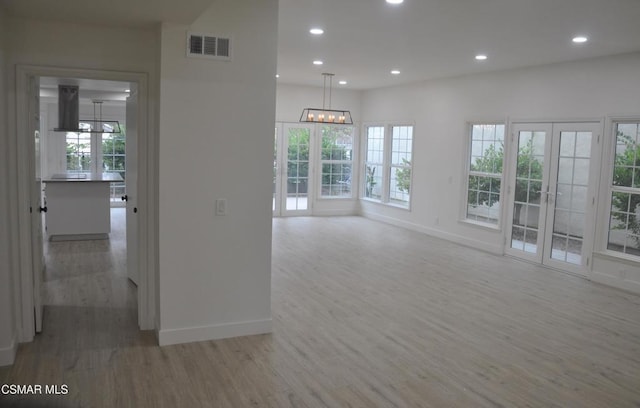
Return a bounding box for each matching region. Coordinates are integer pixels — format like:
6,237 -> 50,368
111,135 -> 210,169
215,199 -> 227,216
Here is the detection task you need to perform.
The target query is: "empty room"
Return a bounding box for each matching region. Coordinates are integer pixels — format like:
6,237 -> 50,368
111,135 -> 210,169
1,0 -> 640,406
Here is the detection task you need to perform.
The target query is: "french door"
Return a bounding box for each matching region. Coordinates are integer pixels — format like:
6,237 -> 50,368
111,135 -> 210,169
273,124 -> 314,216
505,122 -> 601,275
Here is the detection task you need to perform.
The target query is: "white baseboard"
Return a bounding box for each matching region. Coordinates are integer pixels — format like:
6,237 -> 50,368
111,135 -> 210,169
361,211 -> 503,255
158,318 -> 272,346
312,209 -> 359,216
0,336 -> 17,366
591,271 -> 640,294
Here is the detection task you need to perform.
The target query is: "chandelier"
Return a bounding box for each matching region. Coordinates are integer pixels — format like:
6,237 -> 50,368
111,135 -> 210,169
299,73 -> 353,125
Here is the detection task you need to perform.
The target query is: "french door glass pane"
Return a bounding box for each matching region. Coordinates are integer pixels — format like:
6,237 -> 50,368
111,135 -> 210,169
511,131 -> 544,253
286,128 -> 310,211
550,131 -> 591,264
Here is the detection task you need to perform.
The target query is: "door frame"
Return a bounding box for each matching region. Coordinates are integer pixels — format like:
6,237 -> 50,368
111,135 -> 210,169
274,122 -> 314,216
504,118 -> 604,277
14,65 -> 156,342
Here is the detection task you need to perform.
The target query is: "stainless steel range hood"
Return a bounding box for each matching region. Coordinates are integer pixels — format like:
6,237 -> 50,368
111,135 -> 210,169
53,84 -> 121,134
55,85 -> 80,132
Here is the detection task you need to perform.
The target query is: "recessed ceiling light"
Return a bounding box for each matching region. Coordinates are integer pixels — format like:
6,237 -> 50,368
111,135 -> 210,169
338,80 -> 347,85
386,0 -> 404,4
475,54 -> 488,61
275,74 -> 280,78
313,60 -> 324,65
309,28 -> 324,35
125,89 -> 130,92
390,70 -> 401,75
572,36 -> 588,43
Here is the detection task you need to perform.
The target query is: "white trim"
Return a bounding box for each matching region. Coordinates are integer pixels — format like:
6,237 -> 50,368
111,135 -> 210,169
591,271 -> 640,294
0,335 -> 17,366
459,218 -> 501,232
509,117 -> 603,125
158,318 -> 272,346
593,250 -> 640,266
312,208 -> 359,216
13,65 -> 156,342
360,210 -> 503,255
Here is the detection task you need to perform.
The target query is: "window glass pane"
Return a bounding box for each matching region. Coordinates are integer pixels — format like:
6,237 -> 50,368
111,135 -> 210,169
466,175 -> 501,224
467,124 -> 505,225
320,126 -> 353,198
66,132 -> 92,172
391,126 -> 412,165
608,191 -> 640,256
389,126 -> 413,205
613,123 -> 639,188
364,164 -> 383,201
365,126 -> 385,164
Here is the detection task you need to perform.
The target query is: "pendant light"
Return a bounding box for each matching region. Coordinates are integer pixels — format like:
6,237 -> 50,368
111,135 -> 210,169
300,73 -> 353,125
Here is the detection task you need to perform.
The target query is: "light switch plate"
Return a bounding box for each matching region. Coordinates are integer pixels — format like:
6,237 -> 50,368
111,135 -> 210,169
215,198 -> 227,216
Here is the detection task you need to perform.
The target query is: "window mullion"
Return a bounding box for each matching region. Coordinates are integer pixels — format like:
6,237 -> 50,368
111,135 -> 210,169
382,125 -> 392,203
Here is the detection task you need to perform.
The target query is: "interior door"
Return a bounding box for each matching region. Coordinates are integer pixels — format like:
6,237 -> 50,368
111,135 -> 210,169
506,122 -> 600,275
125,85 -> 139,285
29,76 -> 44,332
278,124 -> 313,216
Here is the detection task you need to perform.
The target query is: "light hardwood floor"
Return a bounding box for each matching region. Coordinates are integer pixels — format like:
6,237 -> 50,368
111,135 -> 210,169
1,214 -> 640,407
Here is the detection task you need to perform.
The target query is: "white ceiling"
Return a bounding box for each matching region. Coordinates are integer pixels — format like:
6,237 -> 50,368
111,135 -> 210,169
278,0 -> 640,89
3,0 -> 640,91
0,0 -> 213,27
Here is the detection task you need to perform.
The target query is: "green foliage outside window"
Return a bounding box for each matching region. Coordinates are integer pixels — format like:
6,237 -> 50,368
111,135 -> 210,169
469,139 -> 543,223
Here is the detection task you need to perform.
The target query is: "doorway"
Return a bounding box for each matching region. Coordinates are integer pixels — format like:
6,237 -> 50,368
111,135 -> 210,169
38,77 -> 136,329
273,123 -> 314,216
15,66 -> 153,343
505,122 -> 602,275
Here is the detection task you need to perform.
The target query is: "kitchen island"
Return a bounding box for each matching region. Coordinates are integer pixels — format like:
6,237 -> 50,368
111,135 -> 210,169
43,172 -> 123,241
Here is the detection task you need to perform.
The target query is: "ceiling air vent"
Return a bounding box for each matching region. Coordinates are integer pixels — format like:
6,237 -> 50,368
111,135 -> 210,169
187,32 -> 232,60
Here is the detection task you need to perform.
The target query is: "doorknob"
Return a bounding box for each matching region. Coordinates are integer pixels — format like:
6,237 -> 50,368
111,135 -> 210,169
38,206 -> 47,213
121,195 -> 128,201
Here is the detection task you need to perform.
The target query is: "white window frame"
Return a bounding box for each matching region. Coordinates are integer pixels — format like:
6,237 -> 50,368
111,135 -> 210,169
461,122 -> 506,229
361,123 -> 414,209
600,118 -> 640,261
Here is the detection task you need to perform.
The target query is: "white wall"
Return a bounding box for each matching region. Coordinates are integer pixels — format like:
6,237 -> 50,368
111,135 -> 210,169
360,52 -> 640,291
0,5 -> 17,367
157,0 -> 278,345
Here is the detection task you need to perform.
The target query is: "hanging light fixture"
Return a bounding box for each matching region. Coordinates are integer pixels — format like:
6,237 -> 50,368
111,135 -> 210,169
300,73 -> 353,125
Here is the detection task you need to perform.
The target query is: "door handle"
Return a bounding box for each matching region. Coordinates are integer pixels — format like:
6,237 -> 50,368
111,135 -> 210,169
38,206 -> 47,213
121,195 -> 128,201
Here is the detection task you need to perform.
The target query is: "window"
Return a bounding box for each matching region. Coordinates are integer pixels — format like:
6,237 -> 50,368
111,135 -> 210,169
364,126 -> 385,201
66,130 -> 92,172
390,126 -> 412,205
466,123 -> 505,225
102,133 -> 126,202
320,125 -> 354,198
363,124 -> 413,207
607,122 -> 640,256
65,121 -> 126,203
